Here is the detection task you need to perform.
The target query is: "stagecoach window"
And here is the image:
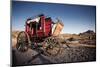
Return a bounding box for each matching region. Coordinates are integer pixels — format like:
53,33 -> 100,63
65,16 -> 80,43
45,17 -> 51,22
28,22 -> 40,30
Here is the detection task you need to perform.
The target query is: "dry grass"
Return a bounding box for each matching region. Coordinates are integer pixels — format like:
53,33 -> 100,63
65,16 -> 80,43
12,31 -> 96,48
12,31 -> 20,48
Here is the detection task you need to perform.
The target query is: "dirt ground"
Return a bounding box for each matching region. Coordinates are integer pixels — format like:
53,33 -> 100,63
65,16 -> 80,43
12,31 -> 96,66
12,44 -> 96,66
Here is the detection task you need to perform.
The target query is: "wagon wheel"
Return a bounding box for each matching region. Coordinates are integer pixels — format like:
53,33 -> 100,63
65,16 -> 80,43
16,31 -> 30,52
43,37 -> 61,56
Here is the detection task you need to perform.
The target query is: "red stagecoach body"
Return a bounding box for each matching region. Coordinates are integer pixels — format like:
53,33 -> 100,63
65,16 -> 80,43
16,14 -> 64,56
25,14 -> 53,42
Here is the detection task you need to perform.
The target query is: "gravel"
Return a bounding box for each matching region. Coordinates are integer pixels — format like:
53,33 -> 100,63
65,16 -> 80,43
12,45 -> 96,66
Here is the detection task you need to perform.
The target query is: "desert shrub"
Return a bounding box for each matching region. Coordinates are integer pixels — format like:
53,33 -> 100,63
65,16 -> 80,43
68,37 -> 75,41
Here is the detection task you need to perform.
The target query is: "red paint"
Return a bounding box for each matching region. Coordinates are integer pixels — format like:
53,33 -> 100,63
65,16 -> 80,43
25,14 -> 52,39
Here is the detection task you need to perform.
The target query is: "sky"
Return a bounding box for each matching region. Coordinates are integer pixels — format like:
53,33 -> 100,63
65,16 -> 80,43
12,1 -> 96,34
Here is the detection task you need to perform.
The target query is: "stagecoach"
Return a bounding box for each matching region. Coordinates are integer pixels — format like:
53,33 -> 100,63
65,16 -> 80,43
16,14 -> 64,56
